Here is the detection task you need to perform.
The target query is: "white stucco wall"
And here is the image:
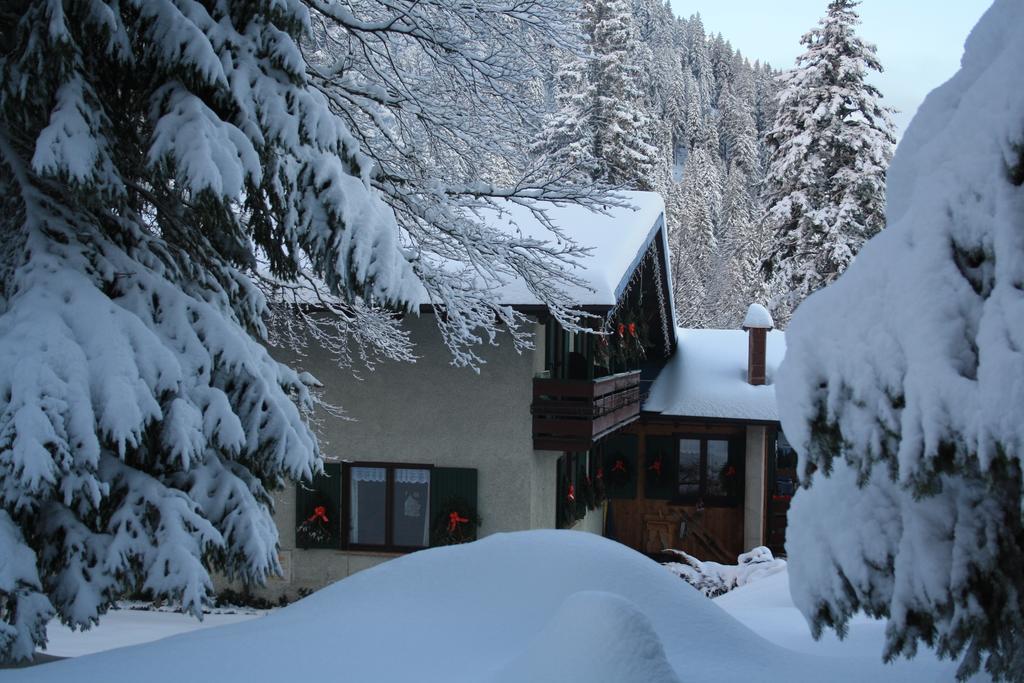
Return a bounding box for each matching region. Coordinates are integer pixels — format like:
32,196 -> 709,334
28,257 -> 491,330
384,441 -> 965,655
230,314 -> 561,600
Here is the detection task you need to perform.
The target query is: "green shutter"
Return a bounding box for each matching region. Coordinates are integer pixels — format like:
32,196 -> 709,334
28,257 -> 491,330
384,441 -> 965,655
727,437 -> 745,503
574,452 -> 589,517
295,462 -> 341,549
644,436 -> 677,500
602,434 -> 638,499
429,467 -> 479,546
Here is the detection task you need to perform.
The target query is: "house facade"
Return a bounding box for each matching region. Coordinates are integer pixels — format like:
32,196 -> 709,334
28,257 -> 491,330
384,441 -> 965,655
234,193 -> 792,601
234,193 -> 670,599
601,318 -> 792,565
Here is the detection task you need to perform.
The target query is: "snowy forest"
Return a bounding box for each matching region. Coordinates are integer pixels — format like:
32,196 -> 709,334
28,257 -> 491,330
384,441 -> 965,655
533,0 -> 781,328
531,0 -> 894,328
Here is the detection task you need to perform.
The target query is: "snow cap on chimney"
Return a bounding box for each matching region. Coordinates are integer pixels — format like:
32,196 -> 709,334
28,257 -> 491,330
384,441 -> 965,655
743,304 -> 773,385
742,303 -> 774,331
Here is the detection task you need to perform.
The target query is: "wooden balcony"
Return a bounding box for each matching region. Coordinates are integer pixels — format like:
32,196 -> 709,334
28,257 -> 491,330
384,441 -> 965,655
531,371 -> 642,451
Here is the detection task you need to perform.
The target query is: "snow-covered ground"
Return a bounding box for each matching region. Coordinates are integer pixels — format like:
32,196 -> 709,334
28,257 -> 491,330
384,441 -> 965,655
716,569 -> 989,680
41,607 -> 265,658
5,531 -> 985,682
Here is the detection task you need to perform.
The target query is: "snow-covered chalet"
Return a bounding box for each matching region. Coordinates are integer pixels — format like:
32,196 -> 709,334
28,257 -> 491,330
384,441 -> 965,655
242,192 -> 794,599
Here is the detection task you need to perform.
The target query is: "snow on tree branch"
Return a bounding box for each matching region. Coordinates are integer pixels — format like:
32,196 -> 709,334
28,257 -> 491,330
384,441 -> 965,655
761,0 -> 895,326
777,1 -> 1024,678
0,0 -> 608,660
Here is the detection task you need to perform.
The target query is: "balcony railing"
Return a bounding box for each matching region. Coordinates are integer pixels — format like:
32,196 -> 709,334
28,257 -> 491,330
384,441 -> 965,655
531,370 -> 642,451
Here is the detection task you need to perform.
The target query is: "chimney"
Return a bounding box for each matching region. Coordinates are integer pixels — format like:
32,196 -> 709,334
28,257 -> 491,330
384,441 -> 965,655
742,304 -> 774,386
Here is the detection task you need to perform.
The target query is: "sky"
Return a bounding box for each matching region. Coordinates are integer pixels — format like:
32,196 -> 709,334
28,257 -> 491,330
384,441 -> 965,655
668,0 -> 993,137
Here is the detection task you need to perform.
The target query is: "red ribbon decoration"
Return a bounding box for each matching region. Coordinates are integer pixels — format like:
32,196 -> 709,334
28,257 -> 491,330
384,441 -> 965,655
612,459 -> 627,473
648,458 -> 662,477
306,505 -> 329,524
567,483 -> 576,503
596,468 -> 604,479
617,323 -> 625,338
628,322 -> 636,337
447,510 -> 470,533
725,466 -> 737,478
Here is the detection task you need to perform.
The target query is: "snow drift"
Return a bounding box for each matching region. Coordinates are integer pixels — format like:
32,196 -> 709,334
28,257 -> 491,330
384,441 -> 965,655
5,531 -> 962,683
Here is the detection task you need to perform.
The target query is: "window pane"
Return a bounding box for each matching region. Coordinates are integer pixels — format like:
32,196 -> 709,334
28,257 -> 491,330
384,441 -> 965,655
775,431 -> 798,496
392,468 -> 430,548
678,439 -> 701,496
706,440 -> 730,497
350,467 -> 386,545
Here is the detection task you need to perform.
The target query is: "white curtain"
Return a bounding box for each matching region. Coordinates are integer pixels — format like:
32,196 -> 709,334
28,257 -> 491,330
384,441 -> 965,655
395,468 -> 430,484
352,467 -> 386,483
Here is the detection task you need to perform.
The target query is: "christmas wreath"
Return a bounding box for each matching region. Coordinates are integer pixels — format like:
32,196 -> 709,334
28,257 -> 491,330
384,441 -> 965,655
608,454 -> 632,491
296,502 -> 334,546
647,454 -> 665,481
592,467 -> 607,506
719,464 -> 740,496
557,475 -> 589,528
430,496 -> 481,546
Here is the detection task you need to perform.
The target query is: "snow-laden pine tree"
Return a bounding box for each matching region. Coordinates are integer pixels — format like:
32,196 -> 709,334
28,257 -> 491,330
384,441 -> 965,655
761,0 -> 895,325
707,80 -> 766,327
534,53 -> 600,184
583,0 -> 659,188
777,1 -> 1024,679
0,0 -> 600,661
671,142 -> 721,324
685,14 -> 715,114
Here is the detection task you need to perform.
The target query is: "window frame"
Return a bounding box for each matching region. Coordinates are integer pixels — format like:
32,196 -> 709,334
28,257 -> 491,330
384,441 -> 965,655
671,433 -> 743,507
341,461 -> 434,553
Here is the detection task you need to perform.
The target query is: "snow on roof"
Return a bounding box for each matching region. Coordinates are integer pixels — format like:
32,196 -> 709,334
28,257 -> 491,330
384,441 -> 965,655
742,303 -> 774,330
644,328 -> 786,422
439,191 -> 666,308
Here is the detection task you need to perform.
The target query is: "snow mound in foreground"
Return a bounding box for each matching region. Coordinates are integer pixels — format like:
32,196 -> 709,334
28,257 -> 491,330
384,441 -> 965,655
493,591 -> 681,683
5,531 -> 956,683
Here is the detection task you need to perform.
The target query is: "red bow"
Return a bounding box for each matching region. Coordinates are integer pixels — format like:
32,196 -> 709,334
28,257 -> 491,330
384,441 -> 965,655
567,484 -> 575,503
648,458 -> 662,476
617,323 -> 625,337
447,511 -> 469,533
628,322 -> 636,337
725,466 -> 737,477
612,459 -> 627,473
306,505 -> 329,524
